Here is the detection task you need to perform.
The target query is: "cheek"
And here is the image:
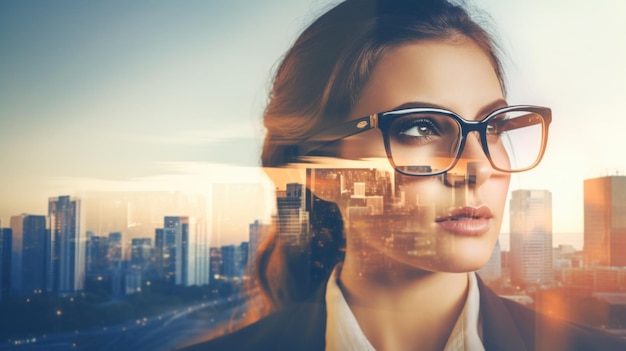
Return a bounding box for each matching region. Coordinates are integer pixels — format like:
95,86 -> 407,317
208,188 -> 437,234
399,175 -> 480,216
339,129 -> 387,159
399,177 -> 444,208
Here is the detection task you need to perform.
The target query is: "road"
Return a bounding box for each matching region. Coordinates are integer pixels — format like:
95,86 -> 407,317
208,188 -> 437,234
0,295 -> 245,351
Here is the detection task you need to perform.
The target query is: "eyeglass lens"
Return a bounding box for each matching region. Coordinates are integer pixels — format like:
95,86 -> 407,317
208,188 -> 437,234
388,110 -> 545,175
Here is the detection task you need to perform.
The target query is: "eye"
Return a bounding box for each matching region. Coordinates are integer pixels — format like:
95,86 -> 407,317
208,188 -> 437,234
389,115 -> 450,147
486,117 -> 505,136
398,118 -> 440,138
485,118 -> 509,145
486,123 -> 498,134
388,112 -> 460,148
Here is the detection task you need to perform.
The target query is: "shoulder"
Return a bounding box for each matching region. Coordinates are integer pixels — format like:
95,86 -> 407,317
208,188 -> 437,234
504,297 -> 625,351
179,298 -> 327,351
477,277 -> 626,351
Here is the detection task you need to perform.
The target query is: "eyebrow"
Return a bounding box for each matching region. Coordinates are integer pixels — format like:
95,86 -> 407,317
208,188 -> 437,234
390,99 -> 508,120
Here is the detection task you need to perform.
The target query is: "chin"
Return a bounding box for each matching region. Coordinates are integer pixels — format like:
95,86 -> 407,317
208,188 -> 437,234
435,257 -> 491,273
347,224 -> 499,275
395,239 -> 496,274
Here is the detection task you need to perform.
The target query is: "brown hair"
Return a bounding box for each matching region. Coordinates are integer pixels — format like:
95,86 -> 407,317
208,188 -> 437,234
248,0 -> 505,324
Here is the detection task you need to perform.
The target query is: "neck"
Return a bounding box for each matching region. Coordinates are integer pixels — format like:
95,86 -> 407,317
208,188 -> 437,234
338,256 -> 469,351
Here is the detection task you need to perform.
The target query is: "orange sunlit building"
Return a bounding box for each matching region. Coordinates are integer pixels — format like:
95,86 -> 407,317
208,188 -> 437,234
584,176 -> 626,267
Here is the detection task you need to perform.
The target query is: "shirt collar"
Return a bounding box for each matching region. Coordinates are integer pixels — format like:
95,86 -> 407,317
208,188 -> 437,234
325,267 -> 484,351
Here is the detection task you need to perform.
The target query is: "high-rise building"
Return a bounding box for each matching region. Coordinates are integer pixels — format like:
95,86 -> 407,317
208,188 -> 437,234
218,242 -> 249,280
209,247 -> 222,283
155,216 -> 207,286
107,232 -> 123,270
275,183 -> 310,246
193,217 -> 210,287
238,242 -> 249,277
85,233 -> 109,273
478,239 -> 502,282
220,245 -> 239,279
9,214 -> 48,295
177,216 -> 197,287
49,195 -> 85,293
125,268 -> 142,295
154,228 -> 168,280
509,189 -> 553,284
584,176 -> 626,267
130,238 -> 152,271
560,266 -> 626,292
158,217 -> 183,285
248,220 -> 270,278
0,227 -> 12,299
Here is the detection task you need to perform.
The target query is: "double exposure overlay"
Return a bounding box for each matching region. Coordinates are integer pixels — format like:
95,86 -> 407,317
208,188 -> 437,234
2,0 -> 626,350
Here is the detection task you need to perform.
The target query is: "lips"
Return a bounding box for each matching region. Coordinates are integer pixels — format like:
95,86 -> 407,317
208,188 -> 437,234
435,206 -> 493,236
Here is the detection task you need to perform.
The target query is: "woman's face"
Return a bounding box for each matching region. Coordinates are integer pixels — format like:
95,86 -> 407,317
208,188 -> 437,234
326,37 -> 510,274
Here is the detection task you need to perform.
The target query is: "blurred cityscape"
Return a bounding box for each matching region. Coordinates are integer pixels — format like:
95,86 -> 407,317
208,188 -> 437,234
2,173 -> 626,349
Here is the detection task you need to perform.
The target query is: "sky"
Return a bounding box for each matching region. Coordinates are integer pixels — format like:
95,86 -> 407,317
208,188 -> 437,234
1,0 -> 625,247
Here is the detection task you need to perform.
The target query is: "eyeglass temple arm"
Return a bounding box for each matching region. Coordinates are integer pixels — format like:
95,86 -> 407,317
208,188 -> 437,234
495,113 -> 545,133
297,114 -> 378,156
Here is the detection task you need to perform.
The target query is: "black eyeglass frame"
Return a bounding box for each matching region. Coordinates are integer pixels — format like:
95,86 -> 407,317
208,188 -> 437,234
297,105 -> 552,177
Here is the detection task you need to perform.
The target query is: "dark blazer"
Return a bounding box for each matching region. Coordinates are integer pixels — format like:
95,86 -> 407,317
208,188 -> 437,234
181,277 -> 626,351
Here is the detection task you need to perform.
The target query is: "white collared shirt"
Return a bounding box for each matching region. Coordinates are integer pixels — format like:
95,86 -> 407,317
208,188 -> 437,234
325,268 -> 484,351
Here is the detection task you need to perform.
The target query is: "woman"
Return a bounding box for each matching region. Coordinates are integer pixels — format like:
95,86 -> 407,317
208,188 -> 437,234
184,0 -> 626,350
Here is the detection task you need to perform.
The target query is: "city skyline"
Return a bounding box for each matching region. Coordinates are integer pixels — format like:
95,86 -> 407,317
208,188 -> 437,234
1,193 -> 624,347
1,204 -> 260,300
0,180 -> 593,250
2,175 -> 626,346
1,178 -> 622,294
2,1 -> 626,239
0,186 -> 272,247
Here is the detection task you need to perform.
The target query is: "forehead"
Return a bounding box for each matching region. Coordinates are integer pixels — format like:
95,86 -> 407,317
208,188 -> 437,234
351,38 -> 504,120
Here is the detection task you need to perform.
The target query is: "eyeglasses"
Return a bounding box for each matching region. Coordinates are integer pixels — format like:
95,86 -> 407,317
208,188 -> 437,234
297,105 -> 552,176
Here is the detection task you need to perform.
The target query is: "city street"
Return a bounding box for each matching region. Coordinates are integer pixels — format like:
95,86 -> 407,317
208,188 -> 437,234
0,295 -> 243,351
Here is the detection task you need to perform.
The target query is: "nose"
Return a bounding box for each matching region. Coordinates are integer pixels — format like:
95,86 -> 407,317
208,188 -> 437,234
442,132 -> 492,188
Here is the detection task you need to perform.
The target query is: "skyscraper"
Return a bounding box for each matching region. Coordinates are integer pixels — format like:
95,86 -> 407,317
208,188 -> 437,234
220,245 -> 236,279
154,228 -> 168,281
209,247 -> 222,284
9,214 -> 48,295
275,183 -> 310,246
509,189 -> 553,284
0,227 -> 11,299
194,217 -> 210,287
85,233 -> 109,273
584,175 -> 626,267
238,242 -> 249,278
160,217 -> 184,285
155,216 -> 207,286
248,219 -> 270,279
130,238 -> 152,271
478,239 -> 502,282
49,195 -> 85,293
107,232 -> 123,270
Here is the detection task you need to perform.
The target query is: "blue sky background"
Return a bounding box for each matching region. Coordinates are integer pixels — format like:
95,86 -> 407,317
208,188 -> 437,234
1,0 -> 625,245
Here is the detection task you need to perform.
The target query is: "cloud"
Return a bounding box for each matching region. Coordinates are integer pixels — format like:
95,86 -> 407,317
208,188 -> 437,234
117,123 -> 265,146
49,161 -> 272,192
